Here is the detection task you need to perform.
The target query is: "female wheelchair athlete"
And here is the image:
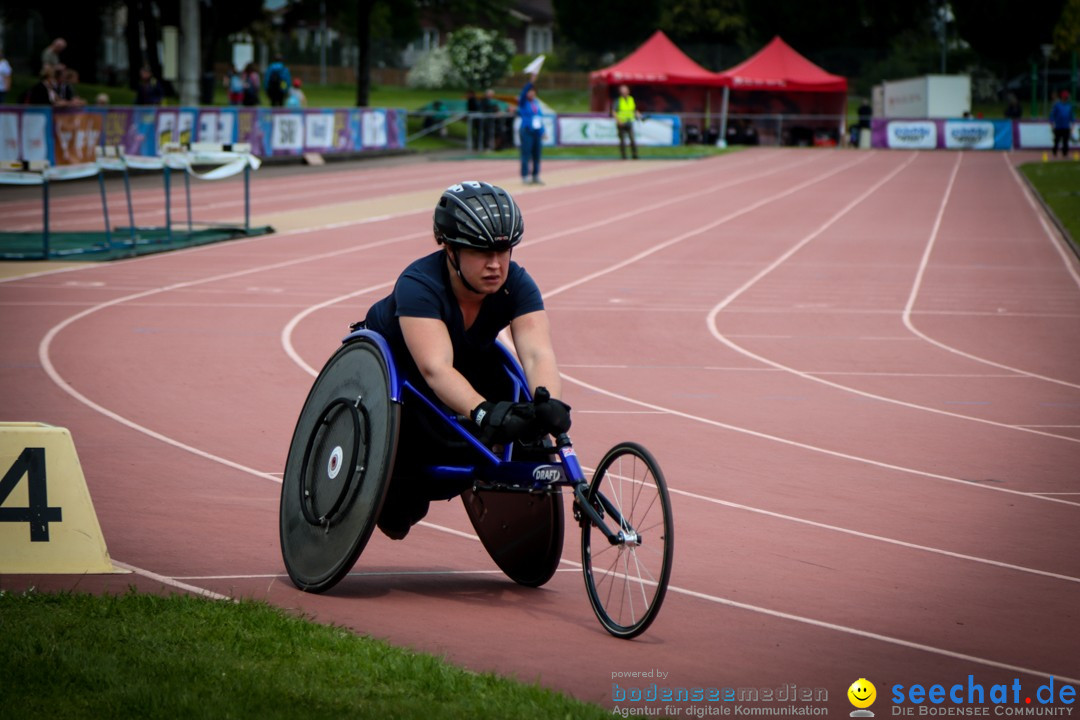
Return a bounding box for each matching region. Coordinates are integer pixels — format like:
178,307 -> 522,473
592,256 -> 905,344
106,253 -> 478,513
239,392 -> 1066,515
279,328 -> 674,639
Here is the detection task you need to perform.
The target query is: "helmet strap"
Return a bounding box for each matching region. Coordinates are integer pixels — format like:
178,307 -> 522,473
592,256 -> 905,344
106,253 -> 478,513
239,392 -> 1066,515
446,246 -> 483,295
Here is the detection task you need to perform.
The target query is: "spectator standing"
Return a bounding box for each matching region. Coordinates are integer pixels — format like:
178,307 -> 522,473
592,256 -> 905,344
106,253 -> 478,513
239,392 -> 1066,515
227,67 -> 244,105
854,97 -> 872,146
26,65 -> 58,105
857,98 -> 872,129
612,84 -> 641,160
285,78 -> 307,108
134,66 -> 163,105
480,88 -> 498,150
466,90 -> 482,150
1050,89 -> 1075,158
242,63 -> 260,106
41,38 -> 66,69
0,47 -> 11,104
56,66 -> 85,107
1004,93 -> 1022,120
264,55 -> 291,107
518,74 -> 545,184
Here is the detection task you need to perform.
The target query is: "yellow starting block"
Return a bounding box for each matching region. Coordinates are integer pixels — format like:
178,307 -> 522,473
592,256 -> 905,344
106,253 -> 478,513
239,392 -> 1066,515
0,423 -> 122,574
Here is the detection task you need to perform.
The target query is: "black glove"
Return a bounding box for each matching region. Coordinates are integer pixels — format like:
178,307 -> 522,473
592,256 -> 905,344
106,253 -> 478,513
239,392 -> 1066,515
532,387 -> 571,435
471,400 -> 537,445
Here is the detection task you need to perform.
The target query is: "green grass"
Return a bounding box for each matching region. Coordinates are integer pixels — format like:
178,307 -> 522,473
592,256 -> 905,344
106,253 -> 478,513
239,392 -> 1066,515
0,589 -> 610,719
1020,160 -> 1080,249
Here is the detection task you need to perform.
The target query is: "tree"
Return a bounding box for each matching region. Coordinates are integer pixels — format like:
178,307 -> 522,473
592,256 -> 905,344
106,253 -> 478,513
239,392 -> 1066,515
445,26 -> 514,90
3,2 -> 114,82
1052,0 -> 1080,55
200,0 -> 265,82
952,0 -> 1067,76
741,0 -> 925,54
552,0 -> 663,55
659,0 -> 746,46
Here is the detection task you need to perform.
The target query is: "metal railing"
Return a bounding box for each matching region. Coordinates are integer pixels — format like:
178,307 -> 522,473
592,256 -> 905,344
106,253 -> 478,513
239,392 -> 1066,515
403,110 -> 848,148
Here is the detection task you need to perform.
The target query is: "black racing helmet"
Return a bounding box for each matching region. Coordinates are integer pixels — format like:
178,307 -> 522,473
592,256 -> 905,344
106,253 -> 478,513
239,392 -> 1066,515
433,181 -> 524,251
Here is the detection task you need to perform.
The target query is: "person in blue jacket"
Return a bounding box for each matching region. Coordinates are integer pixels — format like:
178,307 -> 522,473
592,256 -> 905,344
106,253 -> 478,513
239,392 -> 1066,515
518,74 -> 545,184
264,55 -> 292,107
1050,90 -> 1075,157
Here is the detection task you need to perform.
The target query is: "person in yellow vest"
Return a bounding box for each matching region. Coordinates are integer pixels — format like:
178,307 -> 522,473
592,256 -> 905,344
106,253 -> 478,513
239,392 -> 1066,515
613,84 -> 642,159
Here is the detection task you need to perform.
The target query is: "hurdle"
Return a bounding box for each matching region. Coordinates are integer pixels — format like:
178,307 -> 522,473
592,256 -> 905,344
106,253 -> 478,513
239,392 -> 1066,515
0,143 -> 272,261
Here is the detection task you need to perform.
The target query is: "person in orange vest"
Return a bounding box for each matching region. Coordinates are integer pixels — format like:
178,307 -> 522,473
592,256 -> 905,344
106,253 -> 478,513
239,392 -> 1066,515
612,84 -> 642,159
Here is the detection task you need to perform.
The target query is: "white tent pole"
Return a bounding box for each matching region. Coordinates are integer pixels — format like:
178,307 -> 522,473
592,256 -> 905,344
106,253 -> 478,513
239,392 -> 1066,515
719,86 -> 730,146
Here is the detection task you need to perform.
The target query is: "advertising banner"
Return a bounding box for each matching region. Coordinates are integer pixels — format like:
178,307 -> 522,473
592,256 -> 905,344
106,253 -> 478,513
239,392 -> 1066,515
1016,121 -> 1079,149
0,106 -> 406,166
270,112 -> 305,154
22,110 -> 51,161
942,120 -> 1012,150
53,110 -> 103,165
196,109 -> 238,145
881,120 -> 938,149
0,111 -> 21,162
361,109 -> 387,149
557,115 -> 680,146
512,115 -> 558,147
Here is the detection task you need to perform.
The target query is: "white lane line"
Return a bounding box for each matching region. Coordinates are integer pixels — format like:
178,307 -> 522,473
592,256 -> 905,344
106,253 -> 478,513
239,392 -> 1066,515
560,369 -> 1080,508
577,410 -> 668,414
564,363 -> 1025,378
279,152 -> 836,372
280,282 -> 394,375
900,155 -> 1080,391
34,154 -> 795,487
172,568 -> 581,580
1004,153 -> 1080,289
662,580 -> 1080,686
161,510 -> 1080,685
668,485 -> 1080,583
4,151 -> 774,292
36,153 -> 1078,673
415,520 -> 1080,686
112,560 -> 233,601
37,230 -> 439,484
541,154 -> 874,300
705,153 -> 1080,443
278,152 -> 1080,511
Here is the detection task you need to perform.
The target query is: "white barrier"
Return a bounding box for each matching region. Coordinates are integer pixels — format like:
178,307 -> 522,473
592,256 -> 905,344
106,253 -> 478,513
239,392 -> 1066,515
0,144 -> 265,260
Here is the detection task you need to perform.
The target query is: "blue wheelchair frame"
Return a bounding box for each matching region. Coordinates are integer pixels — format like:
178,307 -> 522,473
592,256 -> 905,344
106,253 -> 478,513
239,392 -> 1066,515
344,328 -> 633,546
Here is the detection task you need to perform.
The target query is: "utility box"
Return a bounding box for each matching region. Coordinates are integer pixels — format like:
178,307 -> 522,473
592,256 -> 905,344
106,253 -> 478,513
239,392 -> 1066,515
881,75 -> 971,118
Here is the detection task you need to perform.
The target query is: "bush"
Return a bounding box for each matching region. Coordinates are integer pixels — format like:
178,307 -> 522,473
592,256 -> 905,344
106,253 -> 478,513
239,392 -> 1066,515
406,47 -> 453,89
445,26 -> 515,91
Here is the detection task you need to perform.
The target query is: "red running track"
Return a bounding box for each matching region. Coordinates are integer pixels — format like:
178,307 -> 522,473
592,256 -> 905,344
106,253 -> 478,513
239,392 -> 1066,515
2,149 -> 1078,714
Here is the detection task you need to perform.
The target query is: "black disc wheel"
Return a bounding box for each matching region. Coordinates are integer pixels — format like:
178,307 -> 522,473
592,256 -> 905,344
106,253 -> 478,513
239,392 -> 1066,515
580,442 -> 673,638
280,338 -> 399,593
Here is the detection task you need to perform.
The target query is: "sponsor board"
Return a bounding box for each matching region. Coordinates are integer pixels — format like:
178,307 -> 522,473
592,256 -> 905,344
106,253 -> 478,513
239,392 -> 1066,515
943,120 -> 995,150
886,121 -> 938,149
557,115 -> 679,146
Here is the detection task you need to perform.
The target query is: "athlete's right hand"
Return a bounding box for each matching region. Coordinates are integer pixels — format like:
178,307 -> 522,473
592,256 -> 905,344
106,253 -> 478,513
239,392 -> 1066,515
531,387 -> 571,434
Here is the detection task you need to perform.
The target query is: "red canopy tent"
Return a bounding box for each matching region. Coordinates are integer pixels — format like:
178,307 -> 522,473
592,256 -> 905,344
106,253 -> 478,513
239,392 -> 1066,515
589,30 -> 726,115
714,36 -> 848,145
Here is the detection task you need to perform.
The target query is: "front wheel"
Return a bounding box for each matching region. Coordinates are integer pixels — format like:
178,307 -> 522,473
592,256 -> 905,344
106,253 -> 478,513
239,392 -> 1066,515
580,442 -> 673,638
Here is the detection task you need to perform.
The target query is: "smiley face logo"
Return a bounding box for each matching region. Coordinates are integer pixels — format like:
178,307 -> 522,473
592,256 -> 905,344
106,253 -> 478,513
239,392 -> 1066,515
848,678 -> 877,709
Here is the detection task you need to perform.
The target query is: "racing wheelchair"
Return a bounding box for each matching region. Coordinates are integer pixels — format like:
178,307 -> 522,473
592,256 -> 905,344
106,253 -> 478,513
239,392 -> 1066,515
279,328 -> 674,638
